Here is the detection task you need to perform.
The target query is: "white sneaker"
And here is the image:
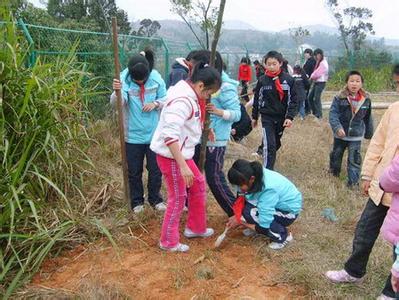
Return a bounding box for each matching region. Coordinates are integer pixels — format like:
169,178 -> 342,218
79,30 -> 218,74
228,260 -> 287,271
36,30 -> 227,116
376,294 -> 396,300
154,202 -> 167,211
159,243 -> 189,252
325,269 -> 363,284
242,228 -> 256,237
133,205 -> 144,214
268,233 -> 293,250
184,227 -> 214,238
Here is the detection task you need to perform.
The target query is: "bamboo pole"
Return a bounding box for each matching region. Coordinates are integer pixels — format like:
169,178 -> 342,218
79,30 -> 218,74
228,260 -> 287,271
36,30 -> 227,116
111,17 -> 129,205
198,0 -> 227,172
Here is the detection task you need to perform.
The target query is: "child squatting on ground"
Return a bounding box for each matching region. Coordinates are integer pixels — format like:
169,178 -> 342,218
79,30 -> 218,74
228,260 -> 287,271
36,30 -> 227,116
150,63 -> 222,252
227,159 -> 302,250
111,50 -> 167,214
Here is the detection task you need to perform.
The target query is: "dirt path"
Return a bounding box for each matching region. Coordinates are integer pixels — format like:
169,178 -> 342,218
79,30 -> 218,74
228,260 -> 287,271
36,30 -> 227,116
31,200 -> 305,299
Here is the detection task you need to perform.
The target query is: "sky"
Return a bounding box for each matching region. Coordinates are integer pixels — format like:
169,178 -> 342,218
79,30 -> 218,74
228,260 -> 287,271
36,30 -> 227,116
30,0 -> 398,39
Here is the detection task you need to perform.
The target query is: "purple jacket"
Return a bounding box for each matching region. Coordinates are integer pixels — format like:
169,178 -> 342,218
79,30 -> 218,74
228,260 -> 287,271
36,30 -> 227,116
380,154 -> 399,277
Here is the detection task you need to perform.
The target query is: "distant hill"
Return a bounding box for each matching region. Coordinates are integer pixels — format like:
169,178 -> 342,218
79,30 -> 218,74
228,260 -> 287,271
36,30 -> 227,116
223,20 -> 257,31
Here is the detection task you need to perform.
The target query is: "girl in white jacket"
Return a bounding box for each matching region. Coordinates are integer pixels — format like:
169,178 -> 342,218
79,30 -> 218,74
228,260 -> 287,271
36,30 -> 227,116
150,63 -> 222,252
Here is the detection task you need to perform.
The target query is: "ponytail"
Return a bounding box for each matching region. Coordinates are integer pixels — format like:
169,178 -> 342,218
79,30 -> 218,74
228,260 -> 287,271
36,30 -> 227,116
227,159 -> 264,193
191,62 -> 222,91
142,48 -> 154,71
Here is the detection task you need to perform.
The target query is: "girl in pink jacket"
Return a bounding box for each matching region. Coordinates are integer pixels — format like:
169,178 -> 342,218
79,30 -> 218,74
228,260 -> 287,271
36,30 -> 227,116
380,155 -> 399,294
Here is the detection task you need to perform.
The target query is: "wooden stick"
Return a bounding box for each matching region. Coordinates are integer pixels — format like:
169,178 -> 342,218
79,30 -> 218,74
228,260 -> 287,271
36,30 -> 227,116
111,17 -> 129,205
198,0 -> 227,172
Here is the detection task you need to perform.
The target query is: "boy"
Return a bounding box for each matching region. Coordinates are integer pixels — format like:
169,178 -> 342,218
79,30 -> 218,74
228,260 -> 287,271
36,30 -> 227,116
329,70 -> 373,187
252,51 -> 298,170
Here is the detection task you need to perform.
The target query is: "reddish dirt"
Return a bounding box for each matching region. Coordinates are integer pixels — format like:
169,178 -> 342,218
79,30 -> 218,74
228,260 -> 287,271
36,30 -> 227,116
31,205 -> 305,299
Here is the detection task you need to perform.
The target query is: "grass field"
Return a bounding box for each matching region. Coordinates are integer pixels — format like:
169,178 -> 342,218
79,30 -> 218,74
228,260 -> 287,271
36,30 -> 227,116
20,96 -> 397,299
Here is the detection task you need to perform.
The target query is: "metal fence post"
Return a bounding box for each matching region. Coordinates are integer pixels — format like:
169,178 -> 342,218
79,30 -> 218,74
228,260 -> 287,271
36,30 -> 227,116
18,18 -> 36,67
161,38 -> 170,85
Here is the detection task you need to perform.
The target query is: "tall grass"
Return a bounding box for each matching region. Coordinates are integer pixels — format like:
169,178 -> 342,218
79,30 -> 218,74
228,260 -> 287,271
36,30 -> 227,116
0,11 -> 107,298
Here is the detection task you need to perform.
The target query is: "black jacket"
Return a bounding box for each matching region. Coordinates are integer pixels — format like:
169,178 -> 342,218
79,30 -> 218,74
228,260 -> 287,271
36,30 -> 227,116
232,103 -> 252,141
252,72 -> 298,121
292,71 -> 310,102
329,89 -> 374,139
303,57 -> 316,78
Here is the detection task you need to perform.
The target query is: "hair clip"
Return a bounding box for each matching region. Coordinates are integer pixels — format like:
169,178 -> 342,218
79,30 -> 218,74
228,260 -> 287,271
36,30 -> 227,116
139,51 -> 145,56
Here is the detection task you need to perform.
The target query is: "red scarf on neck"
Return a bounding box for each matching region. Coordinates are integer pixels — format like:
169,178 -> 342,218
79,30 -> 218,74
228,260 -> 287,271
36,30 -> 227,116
265,69 -> 284,101
138,83 -> 145,105
347,90 -> 365,113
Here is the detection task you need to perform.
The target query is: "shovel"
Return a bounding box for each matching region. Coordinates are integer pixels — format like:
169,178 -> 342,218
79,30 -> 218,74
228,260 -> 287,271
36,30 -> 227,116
214,226 -> 229,248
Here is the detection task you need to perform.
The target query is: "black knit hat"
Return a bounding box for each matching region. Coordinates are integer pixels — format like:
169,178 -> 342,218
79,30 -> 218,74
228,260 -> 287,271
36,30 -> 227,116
128,54 -> 150,81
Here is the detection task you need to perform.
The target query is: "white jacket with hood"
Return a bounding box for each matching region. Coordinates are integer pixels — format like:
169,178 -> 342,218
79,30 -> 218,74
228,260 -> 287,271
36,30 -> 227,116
150,80 -> 202,160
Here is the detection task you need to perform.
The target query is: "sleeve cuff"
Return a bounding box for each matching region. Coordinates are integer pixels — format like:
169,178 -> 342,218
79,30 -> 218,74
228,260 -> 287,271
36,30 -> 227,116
222,110 -> 232,120
164,137 -> 178,146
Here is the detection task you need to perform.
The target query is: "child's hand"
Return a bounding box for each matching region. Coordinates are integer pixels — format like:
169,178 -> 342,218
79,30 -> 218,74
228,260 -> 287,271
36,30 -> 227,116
283,119 -> 293,128
231,128 -> 236,135
113,79 -> 121,91
362,180 -> 371,196
208,128 -> 216,143
336,128 -> 346,138
142,103 -> 157,112
206,103 -> 223,117
392,274 -> 399,292
180,164 -> 194,188
251,119 -> 258,128
226,216 -> 239,229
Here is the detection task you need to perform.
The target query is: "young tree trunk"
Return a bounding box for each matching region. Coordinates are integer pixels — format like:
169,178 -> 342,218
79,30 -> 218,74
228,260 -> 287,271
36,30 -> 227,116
198,0 -> 226,172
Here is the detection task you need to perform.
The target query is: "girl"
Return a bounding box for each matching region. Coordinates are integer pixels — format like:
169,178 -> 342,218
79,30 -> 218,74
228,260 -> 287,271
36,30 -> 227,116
329,71 -> 373,187
150,63 -> 222,252
238,57 -> 252,102
227,159 -> 302,250
205,53 -> 241,219
308,48 -> 329,119
381,155 -> 399,296
111,50 -> 167,214
292,65 -> 310,120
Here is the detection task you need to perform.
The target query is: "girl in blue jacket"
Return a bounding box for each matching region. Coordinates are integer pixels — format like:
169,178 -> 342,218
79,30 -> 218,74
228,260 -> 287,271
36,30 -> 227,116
111,50 -> 167,214
227,159 -> 302,250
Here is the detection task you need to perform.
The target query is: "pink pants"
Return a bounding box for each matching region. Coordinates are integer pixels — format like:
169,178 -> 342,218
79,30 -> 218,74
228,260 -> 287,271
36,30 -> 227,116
157,155 -> 207,248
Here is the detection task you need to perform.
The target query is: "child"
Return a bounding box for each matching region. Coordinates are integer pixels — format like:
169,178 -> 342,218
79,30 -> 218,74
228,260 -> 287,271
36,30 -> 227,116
227,159 -> 302,250
329,70 -> 373,187
205,54 -> 241,218
150,63 -> 221,252
292,65 -> 310,120
308,48 -> 329,119
238,57 -> 252,102
252,51 -> 298,170
380,155 -> 399,296
111,50 -> 167,214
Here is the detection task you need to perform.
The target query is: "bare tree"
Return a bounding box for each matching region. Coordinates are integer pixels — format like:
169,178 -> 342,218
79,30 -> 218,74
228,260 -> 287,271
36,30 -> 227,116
289,26 -> 311,61
326,0 -> 375,56
170,0 -> 218,49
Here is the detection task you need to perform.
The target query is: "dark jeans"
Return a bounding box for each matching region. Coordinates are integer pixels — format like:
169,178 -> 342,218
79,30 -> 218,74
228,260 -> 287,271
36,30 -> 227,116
126,143 -> 162,209
240,80 -> 249,102
305,89 -> 311,115
204,146 -> 235,217
261,118 -> 285,170
308,82 -> 326,118
242,202 -> 297,242
344,199 -> 394,297
329,139 -> 362,186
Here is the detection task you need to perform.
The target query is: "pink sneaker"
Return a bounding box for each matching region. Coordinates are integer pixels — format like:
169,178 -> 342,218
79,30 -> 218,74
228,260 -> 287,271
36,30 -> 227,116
325,269 -> 362,284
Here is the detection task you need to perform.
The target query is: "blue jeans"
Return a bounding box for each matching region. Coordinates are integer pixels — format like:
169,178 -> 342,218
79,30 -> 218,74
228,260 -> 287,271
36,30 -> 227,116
308,82 -> 326,118
242,202 -> 297,242
125,143 -> 163,208
329,138 -> 361,186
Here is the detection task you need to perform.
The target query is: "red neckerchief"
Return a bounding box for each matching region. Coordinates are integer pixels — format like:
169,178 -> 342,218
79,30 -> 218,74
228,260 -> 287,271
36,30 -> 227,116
265,69 -> 284,101
347,90 -> 365,113
232,195 -> 246,224
139,83 -> 145,105
187,80 -> 205,126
